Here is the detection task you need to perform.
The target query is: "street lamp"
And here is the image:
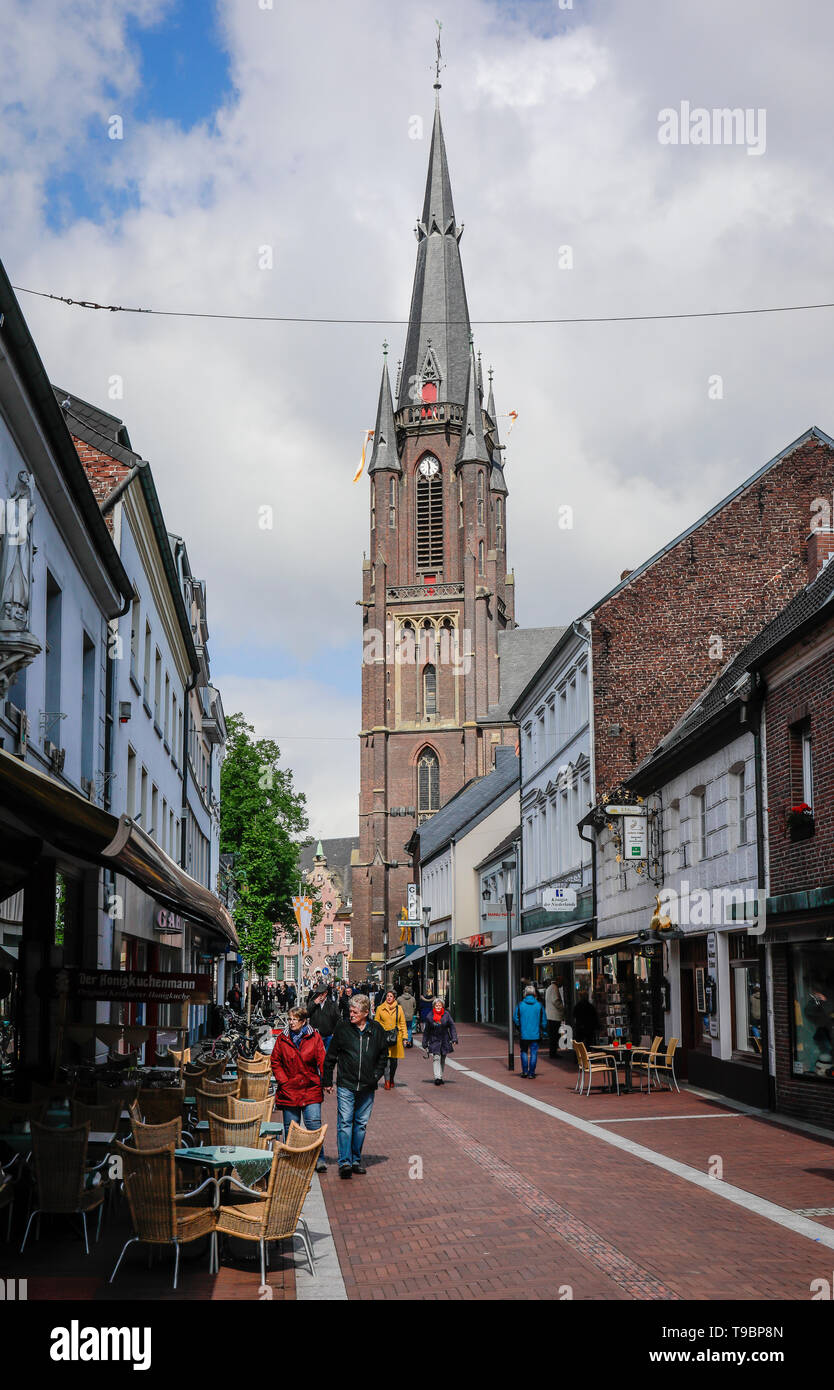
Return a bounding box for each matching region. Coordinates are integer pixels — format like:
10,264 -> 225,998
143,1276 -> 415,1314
503,857 -> 516,1071
422,905 -> 431,1018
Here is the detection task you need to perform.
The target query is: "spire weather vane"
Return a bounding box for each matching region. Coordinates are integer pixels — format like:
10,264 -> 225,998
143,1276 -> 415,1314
434,19 -> 444,92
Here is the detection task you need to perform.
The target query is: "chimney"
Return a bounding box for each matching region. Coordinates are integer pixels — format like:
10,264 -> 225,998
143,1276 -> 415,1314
620,569 -> 633,582
806,529 -> 834,584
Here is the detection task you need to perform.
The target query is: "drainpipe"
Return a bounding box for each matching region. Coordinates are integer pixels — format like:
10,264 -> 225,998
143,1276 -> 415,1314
578,818 -> 597,927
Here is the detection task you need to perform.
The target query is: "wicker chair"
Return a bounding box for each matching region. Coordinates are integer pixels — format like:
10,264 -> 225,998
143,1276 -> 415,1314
108,1049 -> 140,1070
108,1141 -> 217,1289
129,1115 -> 183,1151
71,1099 -> 122,1137
137,1086 -> 185,1126
200,1058 -> 228,1081
207,1110 -> 265,1149
283,1119 -> 325,1151
228,1096 -> 274,1126
215,1127 -> 326,1282
237,1071 -> 271,1102
20,1123 -> 106,1254
96,1081 -> 139,1109
30,1081 -> 76,1107
0,1098 -> 48,1130
194,1088 -> 235,1125
167,1047 -> 191,1068
236,1055 -> 271,1075
200,1078 -> 239,1099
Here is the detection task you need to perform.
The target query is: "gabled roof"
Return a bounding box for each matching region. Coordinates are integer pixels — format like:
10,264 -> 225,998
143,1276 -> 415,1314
634,551 -> 834,782
411,745 -> 519,864
397,104 -> 472,412
299,836 -> 359,903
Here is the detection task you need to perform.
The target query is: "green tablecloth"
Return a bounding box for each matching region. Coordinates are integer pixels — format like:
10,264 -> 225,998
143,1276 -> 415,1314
175,1145 -> 272,1187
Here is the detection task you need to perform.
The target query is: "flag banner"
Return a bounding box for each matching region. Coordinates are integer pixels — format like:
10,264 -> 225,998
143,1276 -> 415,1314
292,895 -> 313,936
353,429 -> 374,483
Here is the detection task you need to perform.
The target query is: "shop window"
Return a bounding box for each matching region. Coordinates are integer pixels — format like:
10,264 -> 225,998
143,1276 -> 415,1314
790,944 -> 834,1079
729,932 -> 761,1056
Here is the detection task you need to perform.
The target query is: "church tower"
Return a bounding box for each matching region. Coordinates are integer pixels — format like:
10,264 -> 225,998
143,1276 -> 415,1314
352,77 -> 517,977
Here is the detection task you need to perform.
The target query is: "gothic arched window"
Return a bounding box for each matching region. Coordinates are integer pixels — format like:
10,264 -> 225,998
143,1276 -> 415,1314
496,496 -> 504,551
416,457 -> 443,570
417,747 -> 440,822
478,540 -> 485,575
388,477 -> 396,529
423,664 -> 437,717
477,470 -> 484,526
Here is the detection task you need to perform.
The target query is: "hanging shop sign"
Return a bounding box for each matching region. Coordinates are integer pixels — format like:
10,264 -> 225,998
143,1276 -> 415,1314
542,886 -> 577,912
623,815 -> 647,860
38,968 -> 211,1005
406,883 -> 418,922
606,804 -> 644,816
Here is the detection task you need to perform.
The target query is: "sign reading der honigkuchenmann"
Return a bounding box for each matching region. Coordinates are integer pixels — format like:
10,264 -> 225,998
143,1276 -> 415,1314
39,968 -> 212,1005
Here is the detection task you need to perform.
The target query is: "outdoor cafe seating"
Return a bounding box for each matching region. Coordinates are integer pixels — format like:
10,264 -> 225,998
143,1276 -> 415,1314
108,1141 -> 218,1289
573,1036 -> 681,1096
20,1122 -> 108,1255
214,1124 -> 325,1283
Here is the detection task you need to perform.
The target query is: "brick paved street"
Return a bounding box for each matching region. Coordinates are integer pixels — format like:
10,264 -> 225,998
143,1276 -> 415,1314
319,1025 -> 834,1301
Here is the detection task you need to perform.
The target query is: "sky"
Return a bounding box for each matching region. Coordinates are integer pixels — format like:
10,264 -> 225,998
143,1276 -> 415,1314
4,0 -> 834,838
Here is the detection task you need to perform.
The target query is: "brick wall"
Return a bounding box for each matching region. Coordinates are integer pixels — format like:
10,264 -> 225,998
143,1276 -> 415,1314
69,434 -> 132,533
766,633 -> 834,892
591,434 -> 834,797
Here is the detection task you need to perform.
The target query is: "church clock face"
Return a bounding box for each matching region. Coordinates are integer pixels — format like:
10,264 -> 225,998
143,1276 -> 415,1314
418,456 -> 439,479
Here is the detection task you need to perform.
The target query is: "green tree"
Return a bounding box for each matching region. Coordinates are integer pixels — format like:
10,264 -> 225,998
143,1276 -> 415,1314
220,713 -> 310,979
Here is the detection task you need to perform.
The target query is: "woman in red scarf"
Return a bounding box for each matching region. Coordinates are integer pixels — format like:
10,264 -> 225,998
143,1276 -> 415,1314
422,997 -> 459,1085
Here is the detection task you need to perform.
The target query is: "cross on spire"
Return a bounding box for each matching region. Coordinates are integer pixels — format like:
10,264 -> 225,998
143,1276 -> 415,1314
434,19 -> 444,102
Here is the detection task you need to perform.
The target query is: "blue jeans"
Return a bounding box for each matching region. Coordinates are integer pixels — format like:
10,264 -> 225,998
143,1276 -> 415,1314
281,1103 -> 325,1166
406,1018 -> 414,1045
520,1040 -> 539,1075
336,1087 -> 375,1168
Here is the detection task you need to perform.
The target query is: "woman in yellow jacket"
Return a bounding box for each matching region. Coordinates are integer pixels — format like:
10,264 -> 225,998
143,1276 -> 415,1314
374,987 -> 408,1090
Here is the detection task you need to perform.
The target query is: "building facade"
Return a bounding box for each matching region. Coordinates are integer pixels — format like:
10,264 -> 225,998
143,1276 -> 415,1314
353,91 -> 518,974
299,838 -> 357,985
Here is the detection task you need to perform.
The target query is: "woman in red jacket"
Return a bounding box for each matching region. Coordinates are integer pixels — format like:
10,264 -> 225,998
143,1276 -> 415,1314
271,1006 -> 327,1173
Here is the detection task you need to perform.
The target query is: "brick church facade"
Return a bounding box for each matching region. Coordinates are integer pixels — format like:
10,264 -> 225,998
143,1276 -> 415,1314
351,92 -> 518,974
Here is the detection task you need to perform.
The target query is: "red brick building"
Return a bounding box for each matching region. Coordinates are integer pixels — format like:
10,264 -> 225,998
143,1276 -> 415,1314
589,429 -> 834,799
352,94 -> 518,973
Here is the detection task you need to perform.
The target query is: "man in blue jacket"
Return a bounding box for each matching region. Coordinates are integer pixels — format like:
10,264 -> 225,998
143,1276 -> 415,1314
513,984 -> 548,1079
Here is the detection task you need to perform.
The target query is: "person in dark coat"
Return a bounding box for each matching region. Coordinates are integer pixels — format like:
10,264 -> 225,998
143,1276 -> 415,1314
227,983 -> 242,1013
322,994 -> 388,1176
307,986 -> 340,1049
286,982 -> 297,1008
418,982 -> 435,1035
572,991 -> 600,1047
339,985 -> 354,1021
422,997 -> 459,1084
271,1007 -> 327,1173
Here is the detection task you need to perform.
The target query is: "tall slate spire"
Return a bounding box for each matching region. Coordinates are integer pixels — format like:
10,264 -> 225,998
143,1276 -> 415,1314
368,357 -> 401,474
456,340 -> 490,466
487,372 -> 509,494
397,103 -> 472,412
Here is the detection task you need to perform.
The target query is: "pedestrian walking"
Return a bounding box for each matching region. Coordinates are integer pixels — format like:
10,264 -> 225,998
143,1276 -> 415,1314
571,990 -> 599,1046
227,983 -> 242,1013
322,993 -> 388,1177
418,981 -> 434,1035
308,984 -> 340,1050
422,997 -> 458,1084
374,987 -> 408,1089
339,984 -> 354,1022
397,985 -> 416,1047
270,1007 -> 328,1174
513,984 -> 548,1079
286,982 -> 297,1009
545,975 -> 566,1058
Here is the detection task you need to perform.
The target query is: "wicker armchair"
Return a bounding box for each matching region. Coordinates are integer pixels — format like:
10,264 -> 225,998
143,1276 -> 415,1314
167,1047 -> 191,1068
283,1119 -> 325,1150
200,1058 -> 228,1081
236,1055 -> 271,1075
200,1078 -> 239,1099
194,1088 -> 235,1125
129,1115 -> 183,1151
108,1141 -> 217,1289
30,1081 -> 76,1107
207,1110 -> 265,1149
228,1096 -> 274,1125
137,1086 -> 185,1126
215,1127 -> 326,1282
72,1099 -> 122,1137
20,1123 -> 106,1254
237,1071 -> 271,1102
0,1098 -> 48,1130
96,1081 -> 139,1109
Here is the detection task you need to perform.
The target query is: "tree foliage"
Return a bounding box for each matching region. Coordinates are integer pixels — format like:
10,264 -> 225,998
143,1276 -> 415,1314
219,713 -> 310,976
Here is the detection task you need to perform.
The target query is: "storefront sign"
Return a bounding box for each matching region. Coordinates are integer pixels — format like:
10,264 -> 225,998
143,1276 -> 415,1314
706,932 -> 719,1039
155,906 -> 185,934
406,884 -> 418,922
606,804 -> 643,816
464,933 -> 494,950
39,968 -> 211,1004
428,930 -> 448,944
542,886 -> 577,912
623,815 -> 647,860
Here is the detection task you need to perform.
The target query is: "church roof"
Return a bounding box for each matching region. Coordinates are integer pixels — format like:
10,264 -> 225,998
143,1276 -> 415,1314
367,359 -> 400,474
456,341 -> 490,466
397,104 -> 472,412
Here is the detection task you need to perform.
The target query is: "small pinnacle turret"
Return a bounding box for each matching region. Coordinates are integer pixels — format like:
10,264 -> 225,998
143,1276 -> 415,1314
456,341 -> 490,466
368,358 -> 401,474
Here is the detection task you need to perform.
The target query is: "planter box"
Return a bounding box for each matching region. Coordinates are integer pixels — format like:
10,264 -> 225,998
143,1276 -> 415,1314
788,818 -> 815,843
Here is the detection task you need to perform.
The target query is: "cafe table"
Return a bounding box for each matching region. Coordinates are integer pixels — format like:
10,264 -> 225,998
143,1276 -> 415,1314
594,1043 -> 636,1093
174,1145 -> 273,1206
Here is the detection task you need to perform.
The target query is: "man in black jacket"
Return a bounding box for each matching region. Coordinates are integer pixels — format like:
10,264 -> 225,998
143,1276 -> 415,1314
323,994 -> 388,1177
307,986 -> 340,1048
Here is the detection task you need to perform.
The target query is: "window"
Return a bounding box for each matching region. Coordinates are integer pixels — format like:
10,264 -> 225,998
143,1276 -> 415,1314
477,470 -> 484,526
478,540 -> 484,575
140,767 -> 148,826
325,924 -> 333,946
151,784 -> 158,841
285,955 -> 296,982
496,496 -> 503,550
668,799 -> 681,870
802,728 -> 814,808
731,765 -> 747,846
458,475 -> 464,528
130,597 -> 140,677
164,673 -> 170,743
126,747 -> 136,815
729,933 -> 761,1056
371,486 -> 376,533
344,925 -> 351,948
417,747 -> 440,823
80,632 -> 95,784
416,461 -> 443,569
143,622 -> 151,702
691,788 -> 707,862
423,664 -> 437,717
44,572 -> 62,740
790,943 -> 834,1078
389,477 -> 396,529
154,650 -> 162,726
161,797 -> 167,852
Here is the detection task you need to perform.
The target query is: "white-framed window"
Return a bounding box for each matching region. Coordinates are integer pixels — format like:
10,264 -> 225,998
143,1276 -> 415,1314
344,925 -> 351,947
667,799 -> 681,870
285,956 -> 296,982
802,728 -> 814,808
729,765 -> 747,847
325,924 -> 333,945
691,787 -> 707,863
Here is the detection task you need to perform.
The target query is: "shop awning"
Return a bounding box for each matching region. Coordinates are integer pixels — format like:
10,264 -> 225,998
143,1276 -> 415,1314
484,923 -> 581,958
541,932 -> 639,962
0,746 -> 237,947
394,942 -> 446,966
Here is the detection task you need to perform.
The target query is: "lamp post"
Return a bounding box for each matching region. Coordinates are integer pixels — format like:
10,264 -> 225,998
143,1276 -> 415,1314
503,857 -> 516,1071
422,905 -> 431,1016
